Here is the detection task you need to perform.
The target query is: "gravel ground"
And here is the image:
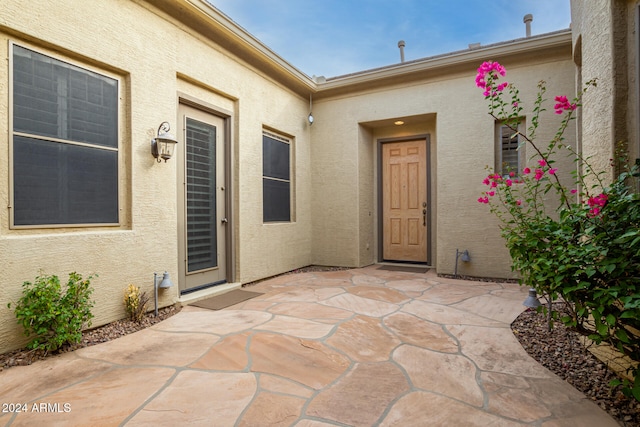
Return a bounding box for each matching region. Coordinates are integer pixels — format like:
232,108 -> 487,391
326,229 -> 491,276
512,304 -> 640,426
1,267 -> 638,426
0,305 -> 179,371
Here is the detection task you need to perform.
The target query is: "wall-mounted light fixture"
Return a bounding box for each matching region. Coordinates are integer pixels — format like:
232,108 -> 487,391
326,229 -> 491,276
308,94 -> 314,125
151,121 -> 178,162
153,271 -> 174,316
394,120 -> 405,126
454,249 -> 470,278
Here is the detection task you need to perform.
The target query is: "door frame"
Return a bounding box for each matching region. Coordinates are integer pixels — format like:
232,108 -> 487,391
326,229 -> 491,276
377,134 -> 431,265
177,94 -> 235,292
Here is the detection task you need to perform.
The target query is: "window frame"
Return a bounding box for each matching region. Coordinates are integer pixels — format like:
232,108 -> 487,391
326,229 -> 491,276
495,119 -> 525,178
262,129 -> 293,223
9,42 -> 122,229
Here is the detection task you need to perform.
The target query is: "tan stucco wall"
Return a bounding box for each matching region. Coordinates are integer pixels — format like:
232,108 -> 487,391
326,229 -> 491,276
572,0 -> 639,182
0,0 -> 576,353
0,0 -> 311,352
310,58 -> 576,278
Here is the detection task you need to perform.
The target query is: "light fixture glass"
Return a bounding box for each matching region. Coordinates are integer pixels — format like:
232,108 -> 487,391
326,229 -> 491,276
151,121 -> 179,162
394,120 -> 405,125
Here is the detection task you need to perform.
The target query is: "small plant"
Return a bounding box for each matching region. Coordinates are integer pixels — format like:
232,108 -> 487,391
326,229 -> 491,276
7,272 -> 95,352
123,284 -> 149,323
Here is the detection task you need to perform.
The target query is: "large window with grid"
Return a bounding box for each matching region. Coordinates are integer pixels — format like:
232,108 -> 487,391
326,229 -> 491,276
11,44 -> 119,227
262,130 -> 291,222
496,121 -> 525,177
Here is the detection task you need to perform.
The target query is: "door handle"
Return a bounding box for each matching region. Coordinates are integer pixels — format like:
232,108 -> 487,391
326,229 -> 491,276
422,209 -> 427,226
221,218 -> 228,224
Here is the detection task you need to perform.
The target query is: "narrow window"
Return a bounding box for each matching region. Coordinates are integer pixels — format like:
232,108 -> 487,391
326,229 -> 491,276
496,121 -> 524,177
262,130 -> 291,222
11,45 -> 119,227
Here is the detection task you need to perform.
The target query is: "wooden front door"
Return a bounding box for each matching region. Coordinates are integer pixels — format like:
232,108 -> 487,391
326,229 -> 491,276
177,104 -> 227,293
382,139 -> 428,263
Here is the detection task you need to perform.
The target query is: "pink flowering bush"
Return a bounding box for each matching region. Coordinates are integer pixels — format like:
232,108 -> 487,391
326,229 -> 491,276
476,61 -> 640,400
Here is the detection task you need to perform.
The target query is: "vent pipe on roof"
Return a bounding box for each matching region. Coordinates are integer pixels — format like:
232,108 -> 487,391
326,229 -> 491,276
523,14 -> 533,37
398,40 -> 405,63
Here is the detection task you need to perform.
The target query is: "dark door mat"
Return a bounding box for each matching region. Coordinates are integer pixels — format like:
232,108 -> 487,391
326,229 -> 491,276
189,289 -> 263,310
378,265 -> 428,274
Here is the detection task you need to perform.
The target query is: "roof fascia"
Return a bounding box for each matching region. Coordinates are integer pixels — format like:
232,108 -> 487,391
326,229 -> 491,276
314,30 -> 572,99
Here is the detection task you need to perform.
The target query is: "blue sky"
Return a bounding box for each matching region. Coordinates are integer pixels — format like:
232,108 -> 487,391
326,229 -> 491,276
208,0 -> 571,78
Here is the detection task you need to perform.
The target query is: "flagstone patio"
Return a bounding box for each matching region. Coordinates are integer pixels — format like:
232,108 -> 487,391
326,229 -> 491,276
0,266 -> 619,426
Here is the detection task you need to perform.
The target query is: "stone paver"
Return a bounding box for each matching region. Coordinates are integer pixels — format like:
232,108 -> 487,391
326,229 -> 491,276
0,267 -> 620,426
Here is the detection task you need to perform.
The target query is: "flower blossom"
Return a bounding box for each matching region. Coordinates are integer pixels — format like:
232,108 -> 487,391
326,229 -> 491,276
475,61 -> 508,96
587,193 -> 608,217
505,179 -> 513,187
522,167 -> 531,175
516,200 -> 522,206
534,169 -> 545,180
538,159 -> 547,167
548,168 -> 557,175
554,95 -> 577,114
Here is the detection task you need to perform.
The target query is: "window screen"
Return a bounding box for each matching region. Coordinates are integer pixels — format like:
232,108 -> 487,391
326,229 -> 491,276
497,122 -> 523,177
12,45 -> 119,226
186,118 -> 217,272
263,131 -> 291,222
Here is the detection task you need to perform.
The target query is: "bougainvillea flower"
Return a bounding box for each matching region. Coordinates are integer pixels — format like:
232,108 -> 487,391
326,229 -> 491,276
505,179 -> 513,187
554,95 -> 577,114
523,167 -> 531,174
538,159 -> 547,167
476,61 -> 507,96
483,177 -> 490,185
571,189 -> 578,194
586,193 -> 608,217
587,193 -> 608,207
548,168 -> 557,175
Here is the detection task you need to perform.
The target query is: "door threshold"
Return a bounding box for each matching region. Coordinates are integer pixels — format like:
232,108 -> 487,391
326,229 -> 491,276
377,262 -> 433,269
178,282 -> 241,306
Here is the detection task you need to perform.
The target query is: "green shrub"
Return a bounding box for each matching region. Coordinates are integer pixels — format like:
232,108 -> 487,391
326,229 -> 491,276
7,272 -> 95,352
476,61 -> 640,401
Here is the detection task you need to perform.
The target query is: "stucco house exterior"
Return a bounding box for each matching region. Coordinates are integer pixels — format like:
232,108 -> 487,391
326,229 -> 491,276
0,0 -> 632,353
571,0 -> 640,184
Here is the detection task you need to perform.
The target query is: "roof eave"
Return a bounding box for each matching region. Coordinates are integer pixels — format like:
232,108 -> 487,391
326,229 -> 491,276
145,0 -> 316,96
314,30 -> 572,99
